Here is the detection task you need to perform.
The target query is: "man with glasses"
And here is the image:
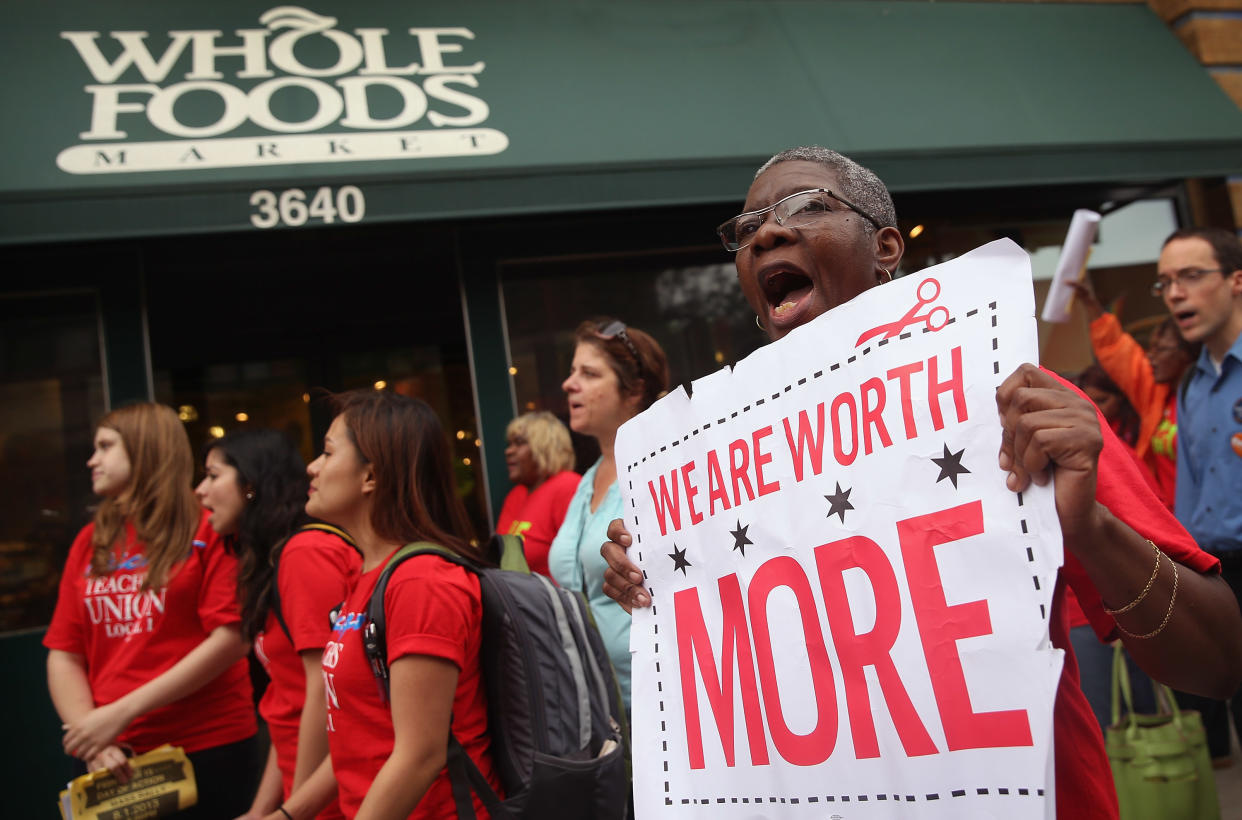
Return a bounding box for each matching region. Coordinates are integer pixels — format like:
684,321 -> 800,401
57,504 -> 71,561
1157,226 -> 1242,763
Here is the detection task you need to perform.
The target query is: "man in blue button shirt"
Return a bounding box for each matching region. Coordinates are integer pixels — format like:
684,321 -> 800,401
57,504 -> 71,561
1162,226 -> 1242,761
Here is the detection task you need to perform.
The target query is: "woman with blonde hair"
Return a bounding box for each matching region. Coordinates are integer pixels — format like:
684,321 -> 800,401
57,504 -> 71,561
45,402 -> 259,818
496,411 -> 580,577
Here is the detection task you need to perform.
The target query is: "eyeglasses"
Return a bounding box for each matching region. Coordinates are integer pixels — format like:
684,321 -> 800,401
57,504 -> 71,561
596,320 -> 643,370
1147,342 -> 1184,357
1150,267 -> 1223,297
716,188 -> 883,252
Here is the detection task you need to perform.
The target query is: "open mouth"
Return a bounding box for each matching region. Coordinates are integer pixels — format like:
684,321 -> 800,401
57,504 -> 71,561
761,268 -> 813,320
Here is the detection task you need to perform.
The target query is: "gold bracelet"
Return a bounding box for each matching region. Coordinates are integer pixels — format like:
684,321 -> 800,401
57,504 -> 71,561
1103,540 -> 1162,615
1115,553 -> 1178,640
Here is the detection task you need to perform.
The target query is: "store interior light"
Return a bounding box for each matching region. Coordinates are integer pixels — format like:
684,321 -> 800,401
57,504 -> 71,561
208,426 -> 225,438
301,393 -> 310,403
456,430 -> 467,440
508,366 -> 518,375
908,224 -> 925,239
373,380 -> 387,390
235,412 -> 249,422
177,405 -> 198,422
462,457 -> 472,466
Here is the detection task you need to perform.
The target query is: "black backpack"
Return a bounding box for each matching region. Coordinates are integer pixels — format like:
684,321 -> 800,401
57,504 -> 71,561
269,522 -> 356,644
361,535 -> 629,820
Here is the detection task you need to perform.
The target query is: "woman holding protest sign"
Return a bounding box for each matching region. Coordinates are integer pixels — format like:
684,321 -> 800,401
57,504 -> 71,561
44,402 -> 259,818
269,389 -> 498,820
600,146 -> 1242,819
548,318 -> 669,711
194,429 -> 359,820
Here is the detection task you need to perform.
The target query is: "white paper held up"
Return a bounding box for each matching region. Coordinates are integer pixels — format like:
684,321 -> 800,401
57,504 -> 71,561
1040,209 -> 1101,324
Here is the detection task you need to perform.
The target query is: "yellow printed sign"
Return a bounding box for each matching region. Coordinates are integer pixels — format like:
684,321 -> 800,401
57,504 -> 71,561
58,745 -> 196,820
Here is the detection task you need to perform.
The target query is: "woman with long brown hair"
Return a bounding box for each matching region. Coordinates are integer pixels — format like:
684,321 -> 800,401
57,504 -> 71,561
45,402 -> 259,818
271,389 -> 499,820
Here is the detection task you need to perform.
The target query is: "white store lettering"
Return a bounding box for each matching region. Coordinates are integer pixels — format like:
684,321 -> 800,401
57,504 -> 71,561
84,588 -> 168,626
53,6 -> 499,172
62,9 -> 490,143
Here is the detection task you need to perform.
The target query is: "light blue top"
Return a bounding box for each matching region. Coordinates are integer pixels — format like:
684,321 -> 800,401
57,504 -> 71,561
547,458 -> 631,708
1176,331 -> 1242,555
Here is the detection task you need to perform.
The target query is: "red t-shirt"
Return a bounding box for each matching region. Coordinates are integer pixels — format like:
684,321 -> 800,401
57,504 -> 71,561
324,550 -> 499,819
1052,374 -> 1219,820
43,511 -> 256,754
496,471 -> 581,577
254,529 -> 359,818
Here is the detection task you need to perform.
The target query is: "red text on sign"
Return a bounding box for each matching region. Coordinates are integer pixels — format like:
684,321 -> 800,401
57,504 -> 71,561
674,500 -> 1032,769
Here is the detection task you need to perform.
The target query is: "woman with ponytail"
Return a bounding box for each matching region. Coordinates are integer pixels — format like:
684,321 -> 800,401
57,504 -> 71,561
45,402 -> 260,818
195,429 -> 359,820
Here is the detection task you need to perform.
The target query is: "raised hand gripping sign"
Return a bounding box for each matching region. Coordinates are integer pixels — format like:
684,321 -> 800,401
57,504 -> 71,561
616,240 -> 1064,820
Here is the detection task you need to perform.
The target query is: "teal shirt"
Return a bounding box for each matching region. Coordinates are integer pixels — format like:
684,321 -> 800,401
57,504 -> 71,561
547,459 -> 631,708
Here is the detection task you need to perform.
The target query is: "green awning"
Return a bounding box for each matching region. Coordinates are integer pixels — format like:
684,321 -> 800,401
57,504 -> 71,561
4,0 -> 1241,244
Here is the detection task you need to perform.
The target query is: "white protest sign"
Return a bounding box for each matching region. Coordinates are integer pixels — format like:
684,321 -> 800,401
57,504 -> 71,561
616,240 -> 1064,820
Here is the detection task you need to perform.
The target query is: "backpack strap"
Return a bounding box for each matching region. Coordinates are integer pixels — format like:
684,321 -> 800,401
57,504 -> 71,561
270,523 -> 358,645
361,543 -> 515,820
300,522 -> 357,546
362,542 -> 476,703
445,733 -> 513,820
487,533 -> 529,574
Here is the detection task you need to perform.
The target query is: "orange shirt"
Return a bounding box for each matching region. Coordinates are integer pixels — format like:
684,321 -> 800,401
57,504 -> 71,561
1088,313 -> 1178,510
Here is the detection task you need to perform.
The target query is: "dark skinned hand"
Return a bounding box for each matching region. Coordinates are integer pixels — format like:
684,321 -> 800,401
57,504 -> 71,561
601,517 -> 648,614
996,363 -> 1105,545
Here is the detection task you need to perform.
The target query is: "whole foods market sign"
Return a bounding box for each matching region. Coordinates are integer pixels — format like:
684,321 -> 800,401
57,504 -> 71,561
56,6 -> 508,174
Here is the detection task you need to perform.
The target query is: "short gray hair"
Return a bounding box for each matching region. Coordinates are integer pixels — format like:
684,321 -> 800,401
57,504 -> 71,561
754,146 -> 897,234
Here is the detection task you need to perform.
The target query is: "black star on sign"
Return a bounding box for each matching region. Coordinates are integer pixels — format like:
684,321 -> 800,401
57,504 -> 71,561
669,543 -> 692,576
729,520 -> 753,557
932,444 -> 970,488
825,482 -> 854,523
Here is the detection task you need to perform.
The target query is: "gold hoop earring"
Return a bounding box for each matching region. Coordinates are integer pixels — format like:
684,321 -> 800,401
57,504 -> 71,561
755,315 -> 764,330
879,267 -> 892,283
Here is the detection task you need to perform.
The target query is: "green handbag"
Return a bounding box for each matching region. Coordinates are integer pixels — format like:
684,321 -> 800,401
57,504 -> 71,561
1105,643 -> 1219,820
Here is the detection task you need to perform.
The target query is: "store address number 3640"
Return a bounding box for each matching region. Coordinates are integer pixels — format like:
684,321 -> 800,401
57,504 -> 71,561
249,185 -> 365,229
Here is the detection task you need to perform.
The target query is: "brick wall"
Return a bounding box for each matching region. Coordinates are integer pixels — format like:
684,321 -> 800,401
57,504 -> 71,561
1151,0 -> 1242,228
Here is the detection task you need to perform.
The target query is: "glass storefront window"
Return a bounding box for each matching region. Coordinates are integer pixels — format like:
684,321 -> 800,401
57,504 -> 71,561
503,251 -> 764,410
501,249 -> 767,469
0,291 -> 105,632
145,226 -> 490,538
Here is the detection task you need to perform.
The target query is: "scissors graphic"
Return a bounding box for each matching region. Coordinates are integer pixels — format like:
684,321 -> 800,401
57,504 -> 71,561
855,277 -> 950,346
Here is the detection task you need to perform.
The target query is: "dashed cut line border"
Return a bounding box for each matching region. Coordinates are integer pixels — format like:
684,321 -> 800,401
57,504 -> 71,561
625,299 -> 1048,809
625,313 -> 966,470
